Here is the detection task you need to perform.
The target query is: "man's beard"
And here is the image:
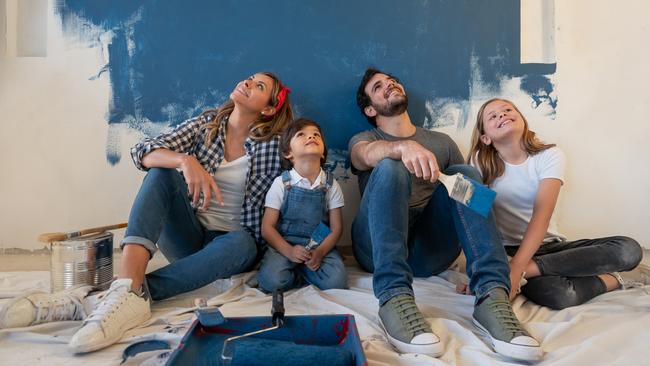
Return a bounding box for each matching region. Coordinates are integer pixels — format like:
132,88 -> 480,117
374,94 -> 408,117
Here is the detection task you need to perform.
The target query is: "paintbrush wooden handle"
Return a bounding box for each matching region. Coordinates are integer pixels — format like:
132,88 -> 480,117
437,173 -> 454,191
38,223 -> 128,242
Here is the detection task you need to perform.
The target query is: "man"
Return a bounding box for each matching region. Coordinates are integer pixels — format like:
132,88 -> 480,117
348,68 -> 542,361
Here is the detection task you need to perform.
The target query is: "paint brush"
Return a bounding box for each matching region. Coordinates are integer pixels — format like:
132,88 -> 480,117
437,173 -> 496,217
37,223 -> 127,242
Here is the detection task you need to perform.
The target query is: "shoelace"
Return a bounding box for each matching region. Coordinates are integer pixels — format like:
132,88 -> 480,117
86,285 -> 129,323
393,296 -> 429,336
34,293 -> 85,323
486,297 -> 526,338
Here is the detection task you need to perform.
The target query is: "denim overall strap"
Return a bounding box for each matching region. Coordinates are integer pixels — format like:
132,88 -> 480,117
278,172 -> 328,245
281,170 -> 292,188
318,171 -> 333,224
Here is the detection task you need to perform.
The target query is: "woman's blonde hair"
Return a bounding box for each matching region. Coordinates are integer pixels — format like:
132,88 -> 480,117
202,71 -> 294,144
468,98 -> 555,185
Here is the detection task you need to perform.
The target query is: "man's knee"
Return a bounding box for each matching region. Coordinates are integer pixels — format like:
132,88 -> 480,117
445,164 -> 482,182
372,159 -> 411,183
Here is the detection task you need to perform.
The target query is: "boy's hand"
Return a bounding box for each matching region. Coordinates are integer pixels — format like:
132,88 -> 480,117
289,245 -> 311,263
305,248 -> 325,271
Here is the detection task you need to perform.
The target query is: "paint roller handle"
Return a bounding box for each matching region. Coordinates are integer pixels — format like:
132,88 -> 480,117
271,290 -> 285,327
38,223 -> 128,242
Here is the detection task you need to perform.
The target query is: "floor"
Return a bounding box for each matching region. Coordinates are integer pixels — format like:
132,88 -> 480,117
0,251 -> 170,273
0,247 -> 647,272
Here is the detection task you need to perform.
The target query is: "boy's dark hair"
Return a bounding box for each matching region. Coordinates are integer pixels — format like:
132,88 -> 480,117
280,118 -> 328,170
356,67 -> 399,127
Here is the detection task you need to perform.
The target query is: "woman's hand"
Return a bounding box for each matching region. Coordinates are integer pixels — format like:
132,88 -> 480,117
179,155 -> 223,210
288,245 -> 311,264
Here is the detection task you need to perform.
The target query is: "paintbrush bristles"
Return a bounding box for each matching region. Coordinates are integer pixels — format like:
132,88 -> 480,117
438,173 -> 496,217
448,174 -> 475,205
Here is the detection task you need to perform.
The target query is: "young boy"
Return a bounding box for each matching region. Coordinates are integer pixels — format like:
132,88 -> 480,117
257,118 -> 348,292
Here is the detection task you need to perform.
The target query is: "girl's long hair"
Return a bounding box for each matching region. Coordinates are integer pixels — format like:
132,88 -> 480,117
468,98 -> 555,185
202,71 -> 293,144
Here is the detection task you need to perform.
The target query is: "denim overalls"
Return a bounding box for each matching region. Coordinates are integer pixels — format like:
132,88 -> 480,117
257,170 -> 348,292
278,170 -> 332,245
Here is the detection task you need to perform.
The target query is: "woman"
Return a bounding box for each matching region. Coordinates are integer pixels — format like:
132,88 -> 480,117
0,72 -> 293,354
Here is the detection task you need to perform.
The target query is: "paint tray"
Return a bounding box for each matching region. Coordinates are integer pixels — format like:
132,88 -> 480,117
166,308 -> 367,366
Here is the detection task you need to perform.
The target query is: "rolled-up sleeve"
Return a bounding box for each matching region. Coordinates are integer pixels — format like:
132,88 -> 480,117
130,116 -> 204,171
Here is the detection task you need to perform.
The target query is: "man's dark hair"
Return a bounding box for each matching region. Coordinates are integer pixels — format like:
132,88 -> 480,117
356,67 -> 399,127
280,118 -> 328,170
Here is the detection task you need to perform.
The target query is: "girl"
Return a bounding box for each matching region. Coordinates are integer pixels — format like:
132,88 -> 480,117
467,98 -> 643,310
0,72 -> 294,352
257,118 -> 348,292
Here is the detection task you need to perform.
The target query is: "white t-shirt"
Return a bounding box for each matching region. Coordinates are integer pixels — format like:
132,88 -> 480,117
265,168 -> 344,211
475,147 -> 567,246
197,155 -> 248,231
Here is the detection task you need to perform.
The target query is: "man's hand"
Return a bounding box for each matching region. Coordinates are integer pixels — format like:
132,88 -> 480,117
398,140 -> 440,183
179,155 -> 223,210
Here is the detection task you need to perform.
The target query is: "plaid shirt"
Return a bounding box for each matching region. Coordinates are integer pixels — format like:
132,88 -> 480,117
131,113 -> 281,243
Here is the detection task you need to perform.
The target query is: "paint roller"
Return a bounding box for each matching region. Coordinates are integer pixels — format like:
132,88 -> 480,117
220,290 -> 355,366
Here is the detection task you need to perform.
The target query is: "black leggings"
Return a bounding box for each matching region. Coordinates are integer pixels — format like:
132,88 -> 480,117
505,236 -> 642,310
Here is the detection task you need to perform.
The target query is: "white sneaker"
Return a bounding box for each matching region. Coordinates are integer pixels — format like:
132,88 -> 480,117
0,286 -> 92,328
68,278 -> 150,353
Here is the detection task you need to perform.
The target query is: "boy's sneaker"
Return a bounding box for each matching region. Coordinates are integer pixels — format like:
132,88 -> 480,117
378,294 -> 443,356
0,286 -> 92,328
473,288 -> 542,361
68,278 -> 150,353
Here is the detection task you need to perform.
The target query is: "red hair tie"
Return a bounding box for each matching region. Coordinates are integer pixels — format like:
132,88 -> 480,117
274,82 -> 291,112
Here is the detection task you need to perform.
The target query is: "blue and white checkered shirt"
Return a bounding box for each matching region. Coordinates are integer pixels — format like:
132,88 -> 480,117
130,113 -> 281,243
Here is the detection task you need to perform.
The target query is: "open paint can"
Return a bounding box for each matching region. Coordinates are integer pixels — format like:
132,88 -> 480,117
50,231 -> 114,293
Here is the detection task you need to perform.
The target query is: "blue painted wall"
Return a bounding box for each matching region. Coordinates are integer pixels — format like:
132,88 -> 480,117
56,0 -> 555,164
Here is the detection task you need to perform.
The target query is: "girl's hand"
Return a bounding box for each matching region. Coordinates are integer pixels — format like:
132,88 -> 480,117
305,248 -> 325,271
455,282 -> 472,295
179,155 -> 223,210
509,262 -> 526,300
289,245 -> 311,264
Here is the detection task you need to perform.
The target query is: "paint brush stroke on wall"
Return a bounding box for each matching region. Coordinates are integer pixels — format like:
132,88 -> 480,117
55,0 -> 556,165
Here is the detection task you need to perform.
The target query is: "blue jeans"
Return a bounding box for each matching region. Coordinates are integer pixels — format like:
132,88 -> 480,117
505,236 -> 642,309
257,247 -> 348,291
352,159 -> 510,305
257,170 -> 347,292
122,168 -> 258,301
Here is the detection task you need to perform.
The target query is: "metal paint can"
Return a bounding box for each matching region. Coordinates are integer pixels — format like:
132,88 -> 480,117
50,231 -> 114,293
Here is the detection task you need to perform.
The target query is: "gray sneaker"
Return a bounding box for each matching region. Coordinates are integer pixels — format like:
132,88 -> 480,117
473,288 -> 542,361
378,294 -> 443,355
